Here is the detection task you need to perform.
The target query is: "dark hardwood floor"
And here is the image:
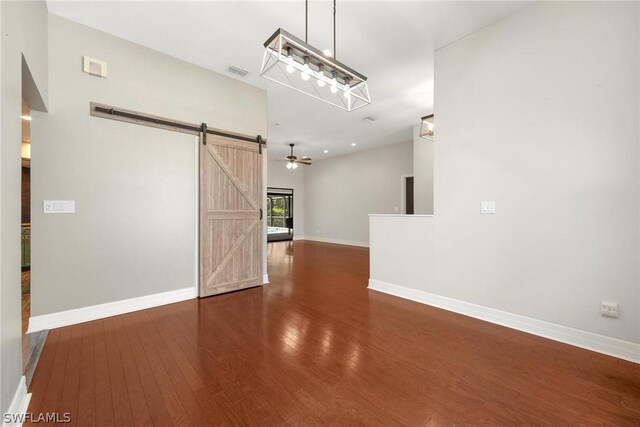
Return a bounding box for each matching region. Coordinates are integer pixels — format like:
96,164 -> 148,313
27,241 -> 640,425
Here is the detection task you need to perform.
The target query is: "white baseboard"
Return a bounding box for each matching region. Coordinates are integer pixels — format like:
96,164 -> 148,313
2,376 -> 31,426
368,279 -> 640,364
299,236 -> 369,248
263,274 -> 269,284
27,287 -> 197,333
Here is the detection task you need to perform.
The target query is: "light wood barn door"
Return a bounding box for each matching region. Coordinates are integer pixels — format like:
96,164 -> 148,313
200,134 -> 262,297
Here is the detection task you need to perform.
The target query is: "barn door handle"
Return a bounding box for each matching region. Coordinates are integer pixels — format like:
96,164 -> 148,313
259,209 -> 263,220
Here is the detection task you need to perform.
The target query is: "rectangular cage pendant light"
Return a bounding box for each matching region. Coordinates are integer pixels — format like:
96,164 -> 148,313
420,114 -> 434,140
260,28 -> 371,112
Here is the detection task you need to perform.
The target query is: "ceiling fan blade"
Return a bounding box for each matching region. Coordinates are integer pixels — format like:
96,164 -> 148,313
301,156 -> 312,161
296,160 -> 312,165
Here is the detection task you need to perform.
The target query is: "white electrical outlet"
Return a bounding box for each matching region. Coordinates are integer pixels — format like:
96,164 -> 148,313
600,300 -> 619,318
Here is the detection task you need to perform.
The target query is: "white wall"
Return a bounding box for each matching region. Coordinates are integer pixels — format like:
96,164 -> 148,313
0,0 -> 49,414
30,15 -> 267,317
267,161 -> 305,239
413,124 -> 434,214
304,142 -> 413,246
371,2 -> 639,345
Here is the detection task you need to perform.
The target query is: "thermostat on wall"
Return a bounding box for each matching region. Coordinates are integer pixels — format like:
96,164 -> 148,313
83,56 -> 108,78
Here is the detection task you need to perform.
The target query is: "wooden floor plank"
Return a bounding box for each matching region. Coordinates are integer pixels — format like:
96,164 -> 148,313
57,324 -> 82,425
93,319 -> 115,426
135,309 -> 210,425
26,241 -> 640,425
111,315 -> 154,427
103,317 -> 135,426
39,327 -> 72,415
120,311 -> 174,426
25,327 -> 61,420
75,322 -> 96,426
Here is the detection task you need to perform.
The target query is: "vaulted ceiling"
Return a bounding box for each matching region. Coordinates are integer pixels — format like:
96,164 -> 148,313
47,1 -> 530,159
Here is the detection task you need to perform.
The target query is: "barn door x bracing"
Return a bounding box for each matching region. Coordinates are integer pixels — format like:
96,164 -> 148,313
200,134 -> 262,297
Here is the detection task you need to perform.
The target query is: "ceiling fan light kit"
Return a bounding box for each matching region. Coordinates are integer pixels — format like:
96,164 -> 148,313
260,1 -> 371,112
285,143 -> 312,170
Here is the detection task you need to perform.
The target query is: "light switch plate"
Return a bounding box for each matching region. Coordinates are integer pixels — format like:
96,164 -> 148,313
601,300 -> 619,318
44,200 -> 76,214
480,201 -> 496,214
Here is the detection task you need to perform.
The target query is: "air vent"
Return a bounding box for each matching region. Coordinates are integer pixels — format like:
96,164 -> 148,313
362,116 -> 377,123
228,65 -> 249,77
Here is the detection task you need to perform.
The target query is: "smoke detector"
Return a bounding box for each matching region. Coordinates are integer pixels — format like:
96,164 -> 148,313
228,65 -> 249,77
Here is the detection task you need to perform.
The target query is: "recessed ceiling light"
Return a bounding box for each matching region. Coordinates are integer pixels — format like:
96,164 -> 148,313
362,116 -> 376,123
350,143 -> 357,147
273,123 -> 280,127
21,115 -> 31,121
323,149 -> 329,154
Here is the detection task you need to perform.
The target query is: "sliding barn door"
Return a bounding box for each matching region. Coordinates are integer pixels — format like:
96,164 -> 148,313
200,134 -> 262,297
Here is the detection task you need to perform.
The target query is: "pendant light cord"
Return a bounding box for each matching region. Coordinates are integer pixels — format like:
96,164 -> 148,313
333,0 -> 336,59
304,0 -> 337,58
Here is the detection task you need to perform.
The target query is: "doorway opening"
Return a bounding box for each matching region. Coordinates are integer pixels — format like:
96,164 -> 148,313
267,188 -> 294,242
21,57 -> 50,385
20,97 -> 44,385
402,175 -> 414,215
21,99 -> 31,358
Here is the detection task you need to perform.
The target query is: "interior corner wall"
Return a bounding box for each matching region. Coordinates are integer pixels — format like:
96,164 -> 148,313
267,160 -> 305,239
0,0 -> 49,414
413,124 -> 434,215
30,15 -> 267,317
430,1 -> 639,342
304,142 -> 413,246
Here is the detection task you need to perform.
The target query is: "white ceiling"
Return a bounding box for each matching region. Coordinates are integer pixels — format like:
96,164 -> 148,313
47,1 -> 530,160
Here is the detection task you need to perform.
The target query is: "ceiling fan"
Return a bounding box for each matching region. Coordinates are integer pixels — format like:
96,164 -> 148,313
285,143 -> 312,169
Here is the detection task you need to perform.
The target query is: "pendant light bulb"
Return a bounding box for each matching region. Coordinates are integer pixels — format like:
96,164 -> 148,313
301,60 -> 311,81
343,77 -> 352,98
329,74 -> 339,93
286,162 -> 293,169
292,162 -> 298,169
316,64 -> 326,87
